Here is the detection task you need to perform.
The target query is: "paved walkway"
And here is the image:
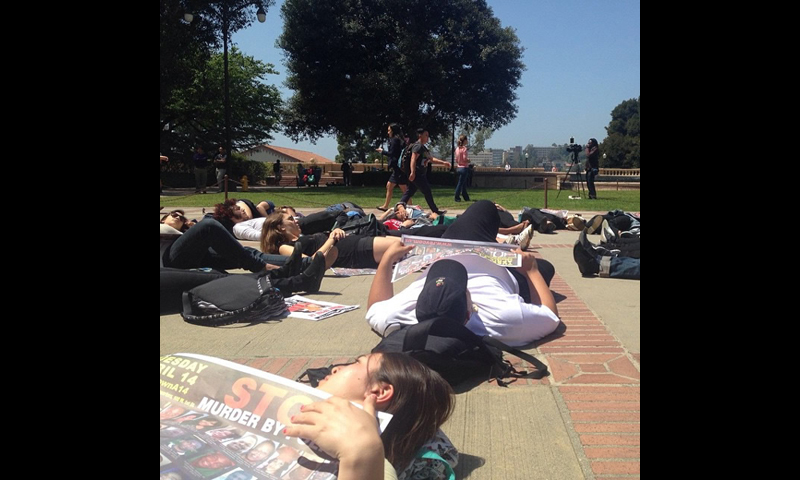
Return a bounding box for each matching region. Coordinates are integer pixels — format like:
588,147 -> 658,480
160,200 -> 640,479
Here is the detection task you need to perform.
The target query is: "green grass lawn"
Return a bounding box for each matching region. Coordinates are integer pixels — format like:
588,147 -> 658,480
160,186 -> 640,213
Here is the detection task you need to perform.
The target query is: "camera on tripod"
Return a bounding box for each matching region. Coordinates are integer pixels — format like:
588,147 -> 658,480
566,137 -> 583,153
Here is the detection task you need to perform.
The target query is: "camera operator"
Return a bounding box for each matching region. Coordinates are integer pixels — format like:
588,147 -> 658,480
584,138 -> 600,200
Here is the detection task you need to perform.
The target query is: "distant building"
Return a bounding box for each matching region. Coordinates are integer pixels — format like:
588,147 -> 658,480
238,145 -> 336,167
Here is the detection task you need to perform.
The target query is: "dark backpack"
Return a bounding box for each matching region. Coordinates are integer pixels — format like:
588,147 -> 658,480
332,213 -> 386,237
181,273 -> 288,327
371,317 -> 549,387
399,141 -> 416,175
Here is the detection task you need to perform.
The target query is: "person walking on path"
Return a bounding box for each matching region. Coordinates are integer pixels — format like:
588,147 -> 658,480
399,128 -> 449,215
192,146 -> 209,194
376,123 -> 409,211
453,134 -> 471,202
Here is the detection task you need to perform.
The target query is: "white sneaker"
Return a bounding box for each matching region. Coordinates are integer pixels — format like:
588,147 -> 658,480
516,225 -> 535,250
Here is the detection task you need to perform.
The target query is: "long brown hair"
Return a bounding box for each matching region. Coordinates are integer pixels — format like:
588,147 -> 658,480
260,212 -> 292,254
457,134 -> 468,148
372,353 -> 455,472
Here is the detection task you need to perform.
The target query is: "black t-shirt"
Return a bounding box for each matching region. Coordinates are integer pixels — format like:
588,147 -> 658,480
410,142 -> 430,172
586,147 -> 599,169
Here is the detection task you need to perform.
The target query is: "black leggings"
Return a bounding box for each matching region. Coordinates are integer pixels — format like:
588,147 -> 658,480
441,200 -> 554,302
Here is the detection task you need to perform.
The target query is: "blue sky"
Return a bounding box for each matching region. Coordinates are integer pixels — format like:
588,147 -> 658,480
232,0 -> 640,160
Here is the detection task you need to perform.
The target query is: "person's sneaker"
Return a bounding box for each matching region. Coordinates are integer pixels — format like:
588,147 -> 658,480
516,225 -> 535,250
600,220 -> 617,244
454,197 -> 461,202
586,215 -> 604,234
573,241 -> 600,276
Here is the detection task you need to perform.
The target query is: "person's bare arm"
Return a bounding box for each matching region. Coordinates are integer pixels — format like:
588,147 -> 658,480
409,152 -> 419,181
514,249 -> 558,316
367,242 -> 413,309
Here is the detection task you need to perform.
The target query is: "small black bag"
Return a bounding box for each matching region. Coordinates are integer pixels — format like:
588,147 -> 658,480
372,317 -> 549,387
181,273 -> 287,327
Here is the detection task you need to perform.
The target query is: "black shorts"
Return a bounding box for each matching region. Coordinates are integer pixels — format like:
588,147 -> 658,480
388,166 -> 408,186
333,235 -> 377,269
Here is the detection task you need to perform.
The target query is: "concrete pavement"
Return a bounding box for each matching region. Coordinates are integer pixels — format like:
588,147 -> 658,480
160,201 -> 640,479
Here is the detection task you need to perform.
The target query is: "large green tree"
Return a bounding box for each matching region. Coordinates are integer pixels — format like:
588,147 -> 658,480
278,0 -> 524,144
161,47 -> 282,162
600,97 -> 640,168
160,0 -> 280,161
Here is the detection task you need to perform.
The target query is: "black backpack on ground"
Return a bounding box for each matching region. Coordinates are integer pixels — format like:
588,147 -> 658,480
180,272 -> 287,327
332,213 -> 386,237
371,317 -> 549,387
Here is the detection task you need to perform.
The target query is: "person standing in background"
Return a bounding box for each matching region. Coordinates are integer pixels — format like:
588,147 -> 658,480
193,146 -> 209,194
213,146 -> 228,192
585,138 -> 600,200
341,160 -> 352,186
453,134 -> 471,202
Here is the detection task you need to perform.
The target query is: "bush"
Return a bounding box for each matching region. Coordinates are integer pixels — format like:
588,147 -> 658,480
232,158 -> 268,185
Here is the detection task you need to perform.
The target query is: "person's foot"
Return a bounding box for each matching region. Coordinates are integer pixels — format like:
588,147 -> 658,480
537,220 -> 556,234
454,197 -> 461,202
600,220 -> 617,244
573,241 -> 600,276
586,215 -> 604,234
578,228 -> 617,257
505,225 -> 535,250
516,224 -> 534,250
376,206 -> 388,212
299,252 -> 327,293
463,195 -> 470,201
435,209 -> 447,215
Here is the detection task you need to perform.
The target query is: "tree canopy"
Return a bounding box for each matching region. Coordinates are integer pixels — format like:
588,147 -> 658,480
600,97 -> 640,168
160,0 -> 281,161
277,0 -> 524,144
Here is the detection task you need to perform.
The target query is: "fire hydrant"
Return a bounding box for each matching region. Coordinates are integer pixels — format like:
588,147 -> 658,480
240,175 -> 249,192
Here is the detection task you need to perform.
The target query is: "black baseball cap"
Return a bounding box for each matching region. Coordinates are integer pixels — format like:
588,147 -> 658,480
415,259 -> 469,323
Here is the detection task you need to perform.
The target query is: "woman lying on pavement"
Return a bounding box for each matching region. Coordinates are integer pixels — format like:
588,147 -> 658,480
260,211 -> 403,270
287,351 -> 457,480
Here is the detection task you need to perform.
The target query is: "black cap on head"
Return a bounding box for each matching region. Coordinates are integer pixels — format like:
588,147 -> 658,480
415,259 -> 469,323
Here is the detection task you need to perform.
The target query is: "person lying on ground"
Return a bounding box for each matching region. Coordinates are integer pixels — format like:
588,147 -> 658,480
286,351 -> 456,479
260,211 -> 403,270
233,203 -> 368,241
572,223 -> 640,279
380,201 -> 536,249
366,200 -> 560,347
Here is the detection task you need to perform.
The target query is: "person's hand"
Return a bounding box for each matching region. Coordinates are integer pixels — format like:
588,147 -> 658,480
376,147 -> 383,153
385,241 -> 414,264
284,395 -> 383,466
409,171 -> 416,182
329,228 -> 346,242
515,248 -> 539,273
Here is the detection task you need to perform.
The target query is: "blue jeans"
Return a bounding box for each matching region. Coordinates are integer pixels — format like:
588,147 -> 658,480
400,173 -> 440,213
586,168 -> 599,198
600,256 -> 640,279
454,167 -> 470,200
164,217 -> 287,273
